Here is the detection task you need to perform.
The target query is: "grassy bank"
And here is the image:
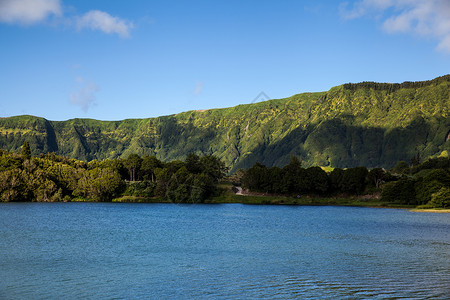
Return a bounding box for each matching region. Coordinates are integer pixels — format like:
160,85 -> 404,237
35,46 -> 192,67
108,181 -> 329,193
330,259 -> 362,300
110,193 -> 417,209
94,193 -> 448,212
108,185 -> 446,212
207,184 -> 415,208
206,194 -> 415,208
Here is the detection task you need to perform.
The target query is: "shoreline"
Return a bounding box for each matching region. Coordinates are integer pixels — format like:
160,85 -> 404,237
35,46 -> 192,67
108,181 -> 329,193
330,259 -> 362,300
3,194 -> 447,213
109,195 -> 449,212
2,198 -> 448,212
409,208 -> 450,213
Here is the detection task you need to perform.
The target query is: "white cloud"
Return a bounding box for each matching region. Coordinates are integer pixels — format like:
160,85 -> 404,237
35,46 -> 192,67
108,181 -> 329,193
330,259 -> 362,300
0,1 -> 134,38
76,10 -> 133,38
69,77 -> 99,112
341,0 -> 450,53
0,0 -> 61,24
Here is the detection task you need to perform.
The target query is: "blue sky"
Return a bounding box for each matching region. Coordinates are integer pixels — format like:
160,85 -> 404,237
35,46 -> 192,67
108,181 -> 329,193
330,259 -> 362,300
1,0 -> 450,121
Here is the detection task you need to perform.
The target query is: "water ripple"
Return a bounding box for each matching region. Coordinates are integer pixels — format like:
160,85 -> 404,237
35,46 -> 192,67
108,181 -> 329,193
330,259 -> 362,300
0,203 -> 449,299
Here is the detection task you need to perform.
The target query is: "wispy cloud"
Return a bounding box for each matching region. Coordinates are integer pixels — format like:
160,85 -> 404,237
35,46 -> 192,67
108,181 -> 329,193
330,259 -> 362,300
76,10 -> 133,38
0,0 -> 134,38
69,77 -> 99,112
0,0 -> 61,25
194,81 -> 203,95
340,0 -> 392,20
340,0 -> 450,53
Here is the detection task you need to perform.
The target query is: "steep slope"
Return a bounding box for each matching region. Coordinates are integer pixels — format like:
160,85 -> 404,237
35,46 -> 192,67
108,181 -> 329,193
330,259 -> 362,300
1,75 -> 449,171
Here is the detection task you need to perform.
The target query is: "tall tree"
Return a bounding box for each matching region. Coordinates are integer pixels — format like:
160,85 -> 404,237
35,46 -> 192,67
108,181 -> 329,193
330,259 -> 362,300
21,141 -> 31,159
199,155 -> 228,181
282,155 -> 304,194
367,168 -> 387,188
141,155 -> 162,182
341,167 -> 368,194
242,162 -> 269,192
306,167 -> 329,194
185,153 -> 201,174
124,154 -> 142,181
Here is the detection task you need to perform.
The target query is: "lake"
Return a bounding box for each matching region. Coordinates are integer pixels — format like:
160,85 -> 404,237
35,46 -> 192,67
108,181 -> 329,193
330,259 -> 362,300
0,203 -> 449,299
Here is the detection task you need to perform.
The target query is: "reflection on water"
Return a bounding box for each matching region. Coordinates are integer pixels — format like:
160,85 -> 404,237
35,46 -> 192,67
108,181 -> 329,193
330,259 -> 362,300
0,203 -> 449,299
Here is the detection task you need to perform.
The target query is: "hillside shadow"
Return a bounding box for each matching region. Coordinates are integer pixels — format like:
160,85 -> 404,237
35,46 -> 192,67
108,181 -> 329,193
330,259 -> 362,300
233,116 -> 450,171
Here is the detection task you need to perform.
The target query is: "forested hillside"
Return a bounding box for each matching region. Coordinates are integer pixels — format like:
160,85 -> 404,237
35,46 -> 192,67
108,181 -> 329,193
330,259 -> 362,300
1,75 -> 449,171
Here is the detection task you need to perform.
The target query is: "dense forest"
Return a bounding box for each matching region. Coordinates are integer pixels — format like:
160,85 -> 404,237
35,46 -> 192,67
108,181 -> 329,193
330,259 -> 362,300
0,75 -> 449,171
237,155 -> 449,208
0,143 -> 227,203
1,143 -> 448,208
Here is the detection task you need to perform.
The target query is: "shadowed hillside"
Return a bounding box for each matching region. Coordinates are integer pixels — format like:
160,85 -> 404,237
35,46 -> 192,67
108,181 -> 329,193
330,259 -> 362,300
1,75 -> 449,171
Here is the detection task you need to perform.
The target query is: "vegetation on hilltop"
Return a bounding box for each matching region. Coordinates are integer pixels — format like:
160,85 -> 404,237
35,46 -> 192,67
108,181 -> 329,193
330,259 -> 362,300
343,74 -> 450,92
0,75 -> 449,170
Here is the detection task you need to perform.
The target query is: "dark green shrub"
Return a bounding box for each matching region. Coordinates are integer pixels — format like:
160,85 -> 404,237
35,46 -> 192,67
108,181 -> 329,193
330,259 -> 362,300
415,169 -> 450,205
391,161 -> 410,174
381,178 -> 416,204
428,187 -> 450,208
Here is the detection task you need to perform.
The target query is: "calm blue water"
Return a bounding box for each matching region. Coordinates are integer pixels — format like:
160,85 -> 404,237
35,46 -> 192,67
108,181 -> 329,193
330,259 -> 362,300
0,203 -> 449,299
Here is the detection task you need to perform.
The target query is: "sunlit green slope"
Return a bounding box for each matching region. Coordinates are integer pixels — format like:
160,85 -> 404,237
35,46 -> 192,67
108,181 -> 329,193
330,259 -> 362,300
1,75 -> 449,171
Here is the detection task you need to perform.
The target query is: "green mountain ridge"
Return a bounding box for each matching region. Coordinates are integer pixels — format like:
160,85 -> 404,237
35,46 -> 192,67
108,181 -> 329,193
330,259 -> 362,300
1,75 -> 449,171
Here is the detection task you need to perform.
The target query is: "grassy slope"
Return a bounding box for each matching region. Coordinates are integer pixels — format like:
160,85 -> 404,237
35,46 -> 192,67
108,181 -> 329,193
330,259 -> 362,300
1,75 -> 449,170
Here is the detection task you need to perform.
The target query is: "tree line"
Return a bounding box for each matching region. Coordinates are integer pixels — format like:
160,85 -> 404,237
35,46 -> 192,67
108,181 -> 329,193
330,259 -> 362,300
1,142 -> 448,208
239,156 -> 375,196
238,155 -> 449,208
0,142 -> 227,203
343,74 -> 450,92
382,158 -> 450,208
